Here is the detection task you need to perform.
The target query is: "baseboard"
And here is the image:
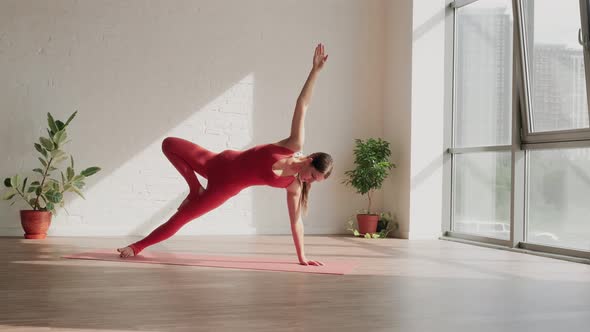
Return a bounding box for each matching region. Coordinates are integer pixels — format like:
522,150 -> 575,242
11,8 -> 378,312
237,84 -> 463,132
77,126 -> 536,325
406,231 -> 442,240
0,226 -> 347,237
0,227 -> 23,237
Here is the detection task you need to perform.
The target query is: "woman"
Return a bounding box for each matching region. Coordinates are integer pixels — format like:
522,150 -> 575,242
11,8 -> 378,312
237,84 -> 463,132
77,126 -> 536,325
117,44 -> 333,266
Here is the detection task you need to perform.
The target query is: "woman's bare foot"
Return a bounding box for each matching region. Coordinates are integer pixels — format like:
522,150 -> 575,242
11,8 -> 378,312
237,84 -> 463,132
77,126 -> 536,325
117,246 -> 135,258
178,185 -> 205,210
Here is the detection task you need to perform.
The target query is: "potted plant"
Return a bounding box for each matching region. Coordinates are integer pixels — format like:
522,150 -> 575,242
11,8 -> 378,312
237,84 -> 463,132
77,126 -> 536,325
2,111 -> 101,239
342,138 -> 396,235
347,211 -> 399,238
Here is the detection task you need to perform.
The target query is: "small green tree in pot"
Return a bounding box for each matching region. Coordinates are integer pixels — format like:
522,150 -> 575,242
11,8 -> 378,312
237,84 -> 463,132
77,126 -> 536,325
2,111 -> 101,239
342,138 -> 396,235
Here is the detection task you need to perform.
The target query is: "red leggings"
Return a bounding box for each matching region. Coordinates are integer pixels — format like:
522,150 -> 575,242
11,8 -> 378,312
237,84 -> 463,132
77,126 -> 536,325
128,137 -> 231,255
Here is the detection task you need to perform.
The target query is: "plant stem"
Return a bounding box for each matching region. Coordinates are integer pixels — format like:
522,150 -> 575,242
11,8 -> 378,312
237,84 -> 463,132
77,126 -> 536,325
33,157 -> 54,210
367,190 -> 373,214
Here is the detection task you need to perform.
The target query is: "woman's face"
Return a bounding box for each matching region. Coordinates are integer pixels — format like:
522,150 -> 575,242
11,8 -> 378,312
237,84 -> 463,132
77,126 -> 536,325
299,159 -> 326,184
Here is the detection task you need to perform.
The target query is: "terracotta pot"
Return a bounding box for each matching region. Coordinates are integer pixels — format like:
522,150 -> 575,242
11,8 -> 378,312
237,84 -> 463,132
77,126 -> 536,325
20,210 -> 52,239
356,214 -> 379,235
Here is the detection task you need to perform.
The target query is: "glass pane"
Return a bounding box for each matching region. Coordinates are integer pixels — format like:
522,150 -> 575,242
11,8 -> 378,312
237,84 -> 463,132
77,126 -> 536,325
527,148 -> 590,251
453,152 -> 511,240
455,0 -> 513,147
523,0 -> 590,132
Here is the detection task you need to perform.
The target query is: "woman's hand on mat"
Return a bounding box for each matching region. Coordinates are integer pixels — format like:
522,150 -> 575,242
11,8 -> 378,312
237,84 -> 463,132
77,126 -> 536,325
299,258 -> 324,266
117,246 -> 135,258
312,43 -> 328,72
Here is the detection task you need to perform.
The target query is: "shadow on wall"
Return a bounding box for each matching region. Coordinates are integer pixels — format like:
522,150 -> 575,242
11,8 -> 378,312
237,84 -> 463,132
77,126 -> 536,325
413,7 -> 446,42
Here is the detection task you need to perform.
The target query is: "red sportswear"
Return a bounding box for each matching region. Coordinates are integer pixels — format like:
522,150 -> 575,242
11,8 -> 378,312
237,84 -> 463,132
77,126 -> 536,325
128,137 -> 297,255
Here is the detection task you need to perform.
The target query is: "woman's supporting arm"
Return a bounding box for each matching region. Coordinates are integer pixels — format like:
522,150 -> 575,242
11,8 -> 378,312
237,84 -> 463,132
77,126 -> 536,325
286,180 -> 324,266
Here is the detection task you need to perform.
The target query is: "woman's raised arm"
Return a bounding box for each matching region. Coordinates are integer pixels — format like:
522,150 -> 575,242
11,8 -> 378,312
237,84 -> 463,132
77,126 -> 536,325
284,43 -> 328,151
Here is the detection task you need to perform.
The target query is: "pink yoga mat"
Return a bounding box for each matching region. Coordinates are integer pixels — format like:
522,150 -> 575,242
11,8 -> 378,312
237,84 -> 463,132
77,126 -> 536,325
62,249 -> 357,275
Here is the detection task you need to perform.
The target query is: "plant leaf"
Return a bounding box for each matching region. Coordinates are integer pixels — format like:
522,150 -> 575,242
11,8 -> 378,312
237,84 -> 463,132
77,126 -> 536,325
55,120 -> 65,131
42,182 -> 52,191
10,175 -> 19,189
67,167 -> 74,181
30,181 -> 40,186
34,142 -> 49,158
4,178 -> 11,188
34,143 -> 44,154
27,186 -> 36,193
81,167 -> 100,177
50,149 -> 65,159
65,111 -> 77,126
70,186 -> 86,199
53,157 -> 66,165
54,130 -> 67,146
72,174 -> 85,182
33,168 -> 44,175
70,155 -> 74,170
45,190 -> 63,203
38,157 -> 47,167
21,177 -> 28,193
2,190 -> 16,200
47,113 -> 59,135
61,171 -> 66,184
46,202 -> 54,211
40,137 -> 55,151
55,154 -> 69,163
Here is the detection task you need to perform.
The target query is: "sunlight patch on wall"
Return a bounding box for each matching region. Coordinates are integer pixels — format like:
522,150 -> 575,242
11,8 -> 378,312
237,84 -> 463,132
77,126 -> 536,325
52,74 -> 256,236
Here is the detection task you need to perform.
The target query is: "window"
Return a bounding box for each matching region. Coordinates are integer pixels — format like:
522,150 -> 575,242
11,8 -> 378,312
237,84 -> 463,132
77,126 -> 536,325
455,0 -> 513,147
453,152 -> 511,240
527,148 -> 590,251
447,0 -> 590,260
451,0 -> 513,240
523,0 -> 589,133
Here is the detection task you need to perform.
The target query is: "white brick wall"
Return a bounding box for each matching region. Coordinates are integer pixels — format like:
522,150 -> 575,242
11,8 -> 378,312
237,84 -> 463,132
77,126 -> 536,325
0,0 -> 387,237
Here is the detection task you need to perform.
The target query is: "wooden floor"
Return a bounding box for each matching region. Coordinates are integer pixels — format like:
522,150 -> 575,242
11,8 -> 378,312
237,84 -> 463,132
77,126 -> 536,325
1,235 -> 589,332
